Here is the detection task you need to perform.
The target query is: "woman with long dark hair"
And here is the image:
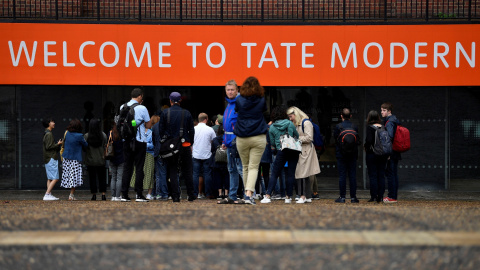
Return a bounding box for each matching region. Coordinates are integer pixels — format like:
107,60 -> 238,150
364,110 -> 388,202
61,118 -> 88,201
260,105 -> 300,204
109,122 -> 124,201
84,118 -> 107,200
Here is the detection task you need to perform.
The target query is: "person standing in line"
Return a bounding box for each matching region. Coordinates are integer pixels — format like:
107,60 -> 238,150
42,118 -> 63,200
333,108 -> 360,203
192,113 -> 216,199
287,106 -> 321,204
109,122 -> 124,201
211,125 -> 230,200
261,105 -> 300,204
152,114 -> 169,201
61,118 -> 88,201
130,115 -> 159,200
381,102 -> 401,203
364,110 -> 388,203
84,119 -> 108,201
120,88 -> 151,202
157,92 -> 196,202
217,80 -> 244,204
234,76 -> 268,205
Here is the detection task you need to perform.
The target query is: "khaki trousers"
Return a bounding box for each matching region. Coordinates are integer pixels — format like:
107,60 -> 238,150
236,134 -> 266,193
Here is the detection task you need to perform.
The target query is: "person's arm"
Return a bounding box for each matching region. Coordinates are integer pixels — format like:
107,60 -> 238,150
44,133 -> 60,151
299,120 -> 313,144
386,121 -> 395,140
364,126 -> 374,150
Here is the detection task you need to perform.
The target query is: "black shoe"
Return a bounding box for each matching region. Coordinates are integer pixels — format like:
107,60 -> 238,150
121,195 -> 131,202
91,194 -> 96,201
335,197 -> 346,203
101,195 -> 106,201
351,197 -> 359,203
173,197 -> 180,203
367,198 -> 375,202
187,196 -> 196,202
135,194 -> 149,202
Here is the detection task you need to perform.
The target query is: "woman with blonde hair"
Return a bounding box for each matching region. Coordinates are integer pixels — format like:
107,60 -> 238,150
286,106 -> 321,204
233,76 -> 268,205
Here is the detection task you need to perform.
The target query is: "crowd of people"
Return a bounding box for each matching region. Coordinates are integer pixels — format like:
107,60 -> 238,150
41,77 -> 402,204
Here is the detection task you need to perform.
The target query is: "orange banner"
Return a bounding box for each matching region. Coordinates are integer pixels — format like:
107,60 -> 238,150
0,23 -> 478,86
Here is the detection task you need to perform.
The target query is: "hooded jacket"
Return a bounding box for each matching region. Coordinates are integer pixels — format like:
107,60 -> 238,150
384,114 -> 402,160
233,95 -> 268,138
269,119 -> 299,151
222,95 -> 238,148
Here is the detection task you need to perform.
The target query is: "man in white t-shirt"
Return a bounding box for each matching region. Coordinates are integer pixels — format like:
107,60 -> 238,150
192,113 -> 216,199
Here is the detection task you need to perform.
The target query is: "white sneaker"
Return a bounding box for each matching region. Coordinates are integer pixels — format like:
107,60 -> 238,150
43,194 -> 56,201
296,197 -> 306,204
198,194 -> 205,199
285,197 -> 292,204
305,198 -> 312,203
260,197 -> 272,204
111,197 -> 116,201
146,194 -> 153,200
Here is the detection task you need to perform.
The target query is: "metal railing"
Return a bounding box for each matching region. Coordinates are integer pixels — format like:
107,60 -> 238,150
0,0 -> 478,23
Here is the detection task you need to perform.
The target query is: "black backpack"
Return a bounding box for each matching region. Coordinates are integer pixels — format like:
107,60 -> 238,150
115,103 -> 141,142
371,125 -> 392,156
337,123 -> 359,155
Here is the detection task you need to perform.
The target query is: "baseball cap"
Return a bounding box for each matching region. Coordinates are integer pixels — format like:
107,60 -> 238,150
169,92 -> 182,103
217,114 -> 223,124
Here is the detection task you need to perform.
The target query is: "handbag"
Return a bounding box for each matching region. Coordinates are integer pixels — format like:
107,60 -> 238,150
215,145 -> 228,163
104,131 -> 114,160
279,133 -> 302,152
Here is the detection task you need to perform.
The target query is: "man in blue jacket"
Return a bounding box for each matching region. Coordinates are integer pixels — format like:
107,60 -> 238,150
157,92 -> 195,202
381,102 -> 401,203
220,80 -> 243,203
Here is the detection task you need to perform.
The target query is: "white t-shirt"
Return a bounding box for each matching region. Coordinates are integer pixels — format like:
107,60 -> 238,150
192,123 -> 216,160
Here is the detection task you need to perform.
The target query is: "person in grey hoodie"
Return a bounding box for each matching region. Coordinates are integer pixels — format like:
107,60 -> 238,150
260,105 -> 300,204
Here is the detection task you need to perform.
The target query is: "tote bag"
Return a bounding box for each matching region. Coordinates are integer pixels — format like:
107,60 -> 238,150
279,133 -> 302,152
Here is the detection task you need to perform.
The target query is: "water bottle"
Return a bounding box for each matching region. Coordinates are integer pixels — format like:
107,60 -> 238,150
131,120 -> 136,127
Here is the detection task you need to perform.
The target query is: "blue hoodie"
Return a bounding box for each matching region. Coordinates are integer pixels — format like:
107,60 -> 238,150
223,95 -> 238,148
234,95 -> 268,138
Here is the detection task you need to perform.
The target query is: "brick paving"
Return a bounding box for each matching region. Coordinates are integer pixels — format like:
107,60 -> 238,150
0,190 -> 479,269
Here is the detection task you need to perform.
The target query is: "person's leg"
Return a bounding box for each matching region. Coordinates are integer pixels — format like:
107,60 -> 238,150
236,136 -> 250,192
45,159 -> 59,195
133,141 -> 147,196
98,166 -> 107,195
366,153 -> 378,200
203,160 -> 213,197
226,147 -> 239,201
385,158 -> 395,199
166,155 -> 180,200
121,143 -> 134,198
377,157 -> 387,201
304,176 -> 312,199
311,175 -> 318,195
262,163 -> 270,192
110,163 -> 118,197
115,163 -> 125,198
244,135 -> 265,197
192,158 -> 201,198
392,158 -> 399,200
156,158 -> 168,198
180,146 -> 195,199
348,158 -> 357,199
88,166 -> 98,195
337,158 -> 347,198
285,150 -> 299,198
266,150 -> 286,196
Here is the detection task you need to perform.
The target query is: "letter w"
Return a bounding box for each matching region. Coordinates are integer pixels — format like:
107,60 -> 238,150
331,42 -> 357,68
8,41 -> 37,67
126,42 -> 152,67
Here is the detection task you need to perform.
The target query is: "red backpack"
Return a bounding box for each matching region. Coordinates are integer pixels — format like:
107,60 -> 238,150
387,121 -> 410,153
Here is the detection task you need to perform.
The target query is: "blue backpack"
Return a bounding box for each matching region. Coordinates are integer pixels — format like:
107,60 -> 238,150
301,119 -> 325,154
372,125 -> 392,156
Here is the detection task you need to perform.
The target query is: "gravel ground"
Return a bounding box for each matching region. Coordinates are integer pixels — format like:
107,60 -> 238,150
1,190 -> 479,269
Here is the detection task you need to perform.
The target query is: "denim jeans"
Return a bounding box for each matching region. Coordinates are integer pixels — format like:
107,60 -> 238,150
267,149 -> 299,197
366,153 -> 388,200
272,154 -> 286,197
193,158 -> 212,197
337,156 -> 357,198
110,163 -> 124,198
227,147 -> 243,201
386,157 -> 399,200
154,157 -> 168,198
